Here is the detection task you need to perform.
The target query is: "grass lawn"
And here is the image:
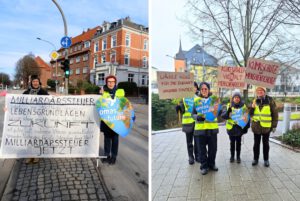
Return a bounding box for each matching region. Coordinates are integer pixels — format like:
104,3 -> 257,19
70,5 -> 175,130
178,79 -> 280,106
279,113 -> 300,120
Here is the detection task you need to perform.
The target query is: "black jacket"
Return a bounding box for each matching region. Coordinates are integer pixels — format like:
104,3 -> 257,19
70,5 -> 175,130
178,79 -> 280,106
23,88 -> 49,95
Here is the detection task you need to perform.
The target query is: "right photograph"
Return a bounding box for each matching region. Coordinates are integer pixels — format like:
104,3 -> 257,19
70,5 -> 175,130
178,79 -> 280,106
151,0 -> 300,200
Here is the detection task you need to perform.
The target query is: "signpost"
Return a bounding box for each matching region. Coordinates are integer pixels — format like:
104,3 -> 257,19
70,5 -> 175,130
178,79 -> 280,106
60,36 -> 72,48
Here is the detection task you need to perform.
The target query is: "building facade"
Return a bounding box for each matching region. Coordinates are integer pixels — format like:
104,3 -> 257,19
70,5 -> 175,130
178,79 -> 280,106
35,56 -> 52,88
90,17 -> 149,87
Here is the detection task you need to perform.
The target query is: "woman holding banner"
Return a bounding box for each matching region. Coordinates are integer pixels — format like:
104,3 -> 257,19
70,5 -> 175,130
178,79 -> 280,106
221,90 -> 250,163
175,81 -> 200,165
23,75 -> 49,164
249,86 -> 278,167
192,82 -> 220,175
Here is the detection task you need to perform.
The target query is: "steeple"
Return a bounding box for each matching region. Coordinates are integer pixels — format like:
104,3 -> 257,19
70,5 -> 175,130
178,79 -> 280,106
175,37 -> 185,60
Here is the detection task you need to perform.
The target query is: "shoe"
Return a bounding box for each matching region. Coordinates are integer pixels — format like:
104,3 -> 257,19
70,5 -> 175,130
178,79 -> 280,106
101,156 -> 111,163
188,156 -> 195,165
32,158 -> 40,164
195,158 -> 200,163
230,157 -> 234,163
25,158 -> 33,164
237,157 -> 241,163
264,160 -> 269,167
200,168 -> 209,175
209,165 -> 218,171
252,160 -> 258,166
109,157 -> 116,165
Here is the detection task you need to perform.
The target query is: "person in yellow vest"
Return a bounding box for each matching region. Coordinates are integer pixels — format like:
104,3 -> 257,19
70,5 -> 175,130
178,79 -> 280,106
176,82 -> 199,165
249,86 -> 278,167
100,75 -> 129,165
192,82 -> 220,175
221,90 -> 250,163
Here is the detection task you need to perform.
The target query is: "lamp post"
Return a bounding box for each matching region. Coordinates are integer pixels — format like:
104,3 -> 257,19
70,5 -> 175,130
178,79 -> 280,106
200,29 -> 205,81
36,37 -> 59,93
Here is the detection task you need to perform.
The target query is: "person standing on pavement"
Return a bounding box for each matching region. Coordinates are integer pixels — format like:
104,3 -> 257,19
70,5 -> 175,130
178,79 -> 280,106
193,82 -> 220,175
221,90 -> 250,163
175,82 -> 200,165
249,86 -> 278,167
23,75 -> 49,164
100,75 -> 124,165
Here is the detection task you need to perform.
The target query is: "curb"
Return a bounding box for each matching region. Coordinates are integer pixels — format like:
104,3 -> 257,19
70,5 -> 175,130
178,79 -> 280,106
269,138 -> 300,153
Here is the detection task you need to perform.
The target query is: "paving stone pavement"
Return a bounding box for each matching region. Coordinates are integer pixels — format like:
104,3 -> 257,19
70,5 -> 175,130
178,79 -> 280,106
3,158 -> 109,201
152,126 -> 300,201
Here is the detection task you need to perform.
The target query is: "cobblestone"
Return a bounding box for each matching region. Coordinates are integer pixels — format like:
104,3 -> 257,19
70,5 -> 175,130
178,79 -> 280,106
10,158 -> 108,200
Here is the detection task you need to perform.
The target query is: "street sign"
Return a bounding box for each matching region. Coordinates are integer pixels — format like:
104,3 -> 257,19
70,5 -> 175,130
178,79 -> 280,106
50,51 -> 59,60
60,36 -> 72,48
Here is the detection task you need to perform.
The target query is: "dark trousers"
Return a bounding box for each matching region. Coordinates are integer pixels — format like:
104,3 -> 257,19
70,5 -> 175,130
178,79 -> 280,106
185,131 -> 198,160
195,133 -> 217,169
253,133 -> 270,161
229,136 -> 242,158
104,134 -> 119,158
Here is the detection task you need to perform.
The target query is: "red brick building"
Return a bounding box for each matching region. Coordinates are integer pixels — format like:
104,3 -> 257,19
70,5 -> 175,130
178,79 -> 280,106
35,56 -> 51,88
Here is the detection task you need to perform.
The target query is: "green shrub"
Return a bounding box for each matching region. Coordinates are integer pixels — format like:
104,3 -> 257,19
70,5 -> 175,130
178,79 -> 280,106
47,79 -> 56,89
118,82 -> 138,96
138,86 -> 148,95
280,129 -> 300,147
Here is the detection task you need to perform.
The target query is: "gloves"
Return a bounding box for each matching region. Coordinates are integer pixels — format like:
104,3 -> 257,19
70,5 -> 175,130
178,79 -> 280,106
272,128 -> 276,133
132,116 -> 136,122
197,115 -> 205,122
227,107 -> 232,113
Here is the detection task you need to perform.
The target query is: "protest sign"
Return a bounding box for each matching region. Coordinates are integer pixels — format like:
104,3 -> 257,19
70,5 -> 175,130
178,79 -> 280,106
157,71 -> 194,99
217,66 -> 246,89
194,96 -> 221,122
0,94 -> 100,158
245,58 -> 280,89
183,97 -> 195,113
231,107 -> 250,129
96,96 -> 134,137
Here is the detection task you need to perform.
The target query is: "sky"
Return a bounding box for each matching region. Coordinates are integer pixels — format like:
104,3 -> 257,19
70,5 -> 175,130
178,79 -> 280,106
151,0 -> 196,72
0,0 -> 148,79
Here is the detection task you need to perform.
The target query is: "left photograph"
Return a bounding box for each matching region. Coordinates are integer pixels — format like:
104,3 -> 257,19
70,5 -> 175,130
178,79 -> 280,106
0,0 -> 149,200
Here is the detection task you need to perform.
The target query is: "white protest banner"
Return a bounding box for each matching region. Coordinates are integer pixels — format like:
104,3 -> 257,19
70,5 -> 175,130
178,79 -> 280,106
157,71 -> 194,99
0,94 -> 100,158
245,58 -> 280,89
217,66 -> 246,89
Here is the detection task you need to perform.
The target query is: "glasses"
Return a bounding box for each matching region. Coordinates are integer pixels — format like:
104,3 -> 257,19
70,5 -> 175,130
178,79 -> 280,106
107,81 -> 115,83
201,88 -> 208,91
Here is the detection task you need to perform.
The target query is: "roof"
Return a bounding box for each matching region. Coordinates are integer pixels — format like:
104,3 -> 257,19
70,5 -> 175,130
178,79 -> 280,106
35,56 -> 51,71
71,26 -> 100,45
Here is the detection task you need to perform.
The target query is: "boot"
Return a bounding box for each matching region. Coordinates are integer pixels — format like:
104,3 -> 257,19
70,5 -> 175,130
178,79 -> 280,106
32,158 -> 40,164
188,156 -> 195,165
101,156 -> 111,163
109,157 -> 116,165
230,156 -> 234,163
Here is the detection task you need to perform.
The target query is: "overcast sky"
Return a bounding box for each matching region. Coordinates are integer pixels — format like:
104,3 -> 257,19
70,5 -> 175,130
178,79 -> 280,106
0,0 -> 148,79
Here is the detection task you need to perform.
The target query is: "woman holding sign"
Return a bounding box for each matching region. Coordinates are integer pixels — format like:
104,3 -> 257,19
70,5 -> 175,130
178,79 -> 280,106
249,86 -> 278,167
221,90 -> 250,163
192,82 -> 220,175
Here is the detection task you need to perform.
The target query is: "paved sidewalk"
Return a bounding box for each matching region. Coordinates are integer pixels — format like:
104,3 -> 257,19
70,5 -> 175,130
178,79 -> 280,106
152,126 -> 300,201
1,158 -> 109,201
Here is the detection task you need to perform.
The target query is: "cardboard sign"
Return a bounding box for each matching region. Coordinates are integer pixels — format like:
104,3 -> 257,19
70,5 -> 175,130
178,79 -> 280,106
0,94 -> 100,158
96,96 -> 134,137
157,71 -> 194,99
230,107 -> 250,129
245,58 -> 280,89
194,96 -> 221,122
217,66 -> 246,89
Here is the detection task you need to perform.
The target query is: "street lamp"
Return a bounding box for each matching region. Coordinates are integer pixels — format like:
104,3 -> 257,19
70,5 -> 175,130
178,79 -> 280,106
200,29 -> 205,81
36,37 -> 59,93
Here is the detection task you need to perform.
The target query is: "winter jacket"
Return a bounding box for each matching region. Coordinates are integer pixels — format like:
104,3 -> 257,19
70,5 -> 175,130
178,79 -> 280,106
221,100 -> 250,136
23,87 -> 49,95
249,95 -> 278,134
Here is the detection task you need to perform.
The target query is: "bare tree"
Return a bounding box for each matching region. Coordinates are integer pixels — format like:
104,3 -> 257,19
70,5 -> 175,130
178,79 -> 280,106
183,0 -> 300,98
15,53 -> 40,89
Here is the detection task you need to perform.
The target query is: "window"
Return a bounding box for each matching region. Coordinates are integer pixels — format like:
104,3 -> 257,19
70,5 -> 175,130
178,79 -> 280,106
70,70 -> 73,75
125,33 -> 130,47
142,57 -> 148,68
76,56 -> 80,63
83,54 -> 88,61
128,73 -> 134,82
78,44 -> 81,50
70,58 -> 74,64
94,56 -> 98,65
74,46 -> 77,51
102,54 -> 106,63
141,75 -> 146,85
98,73 -> 105,85
83,67 -> 88,74
84,41 -> 90,48
111,35 -> 117,47
110,52 -> 116,63
94,42 -> 99,52
124,53 -> 130,65
143,39 -> 148,50
102,38 -> 107,50
76,68 -> 80,75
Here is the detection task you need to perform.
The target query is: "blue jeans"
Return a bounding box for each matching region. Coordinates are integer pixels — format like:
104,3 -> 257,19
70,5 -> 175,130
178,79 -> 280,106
104,134 -> 119,158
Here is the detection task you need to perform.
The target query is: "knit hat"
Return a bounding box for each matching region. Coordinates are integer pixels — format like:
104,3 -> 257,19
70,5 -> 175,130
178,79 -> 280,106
256,86 -> 266,92
232,89 -> 242,99
30,75 -> 41,85
199,82 -> 210,90
105,75 -> 117,84
194,81 -> 199,91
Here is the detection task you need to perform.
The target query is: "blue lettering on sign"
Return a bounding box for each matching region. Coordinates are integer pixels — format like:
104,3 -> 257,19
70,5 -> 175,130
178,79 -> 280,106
231,108 -> 250,128
195,97 -> 221,122
184,97 -> 194,113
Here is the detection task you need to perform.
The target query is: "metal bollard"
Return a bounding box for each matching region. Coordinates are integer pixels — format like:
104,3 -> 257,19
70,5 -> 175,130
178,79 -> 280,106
282,103 -> 291,134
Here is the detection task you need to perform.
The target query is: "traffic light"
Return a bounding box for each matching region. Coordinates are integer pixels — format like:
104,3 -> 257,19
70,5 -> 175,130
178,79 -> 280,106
61,59 -> 70,78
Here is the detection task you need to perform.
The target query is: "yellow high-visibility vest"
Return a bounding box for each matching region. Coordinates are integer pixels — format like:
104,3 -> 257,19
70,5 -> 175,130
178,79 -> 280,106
252,105 -> 272,128
182,98 -> 195,125
103,89 -> 125,99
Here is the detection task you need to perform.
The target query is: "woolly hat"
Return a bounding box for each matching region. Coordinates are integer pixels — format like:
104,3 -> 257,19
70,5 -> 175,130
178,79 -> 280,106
199,82 -> 210,90
31,74 -> 40,82
232,89 -> 242,99
105,75 -> 117,84
256,86 -> 266,92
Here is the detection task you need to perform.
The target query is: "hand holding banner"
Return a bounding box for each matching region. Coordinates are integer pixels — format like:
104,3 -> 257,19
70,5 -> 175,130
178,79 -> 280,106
195,96 -> 221,122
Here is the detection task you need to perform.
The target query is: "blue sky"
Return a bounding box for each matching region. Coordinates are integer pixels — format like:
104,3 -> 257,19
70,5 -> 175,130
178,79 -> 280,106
0,0 -> 148,79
